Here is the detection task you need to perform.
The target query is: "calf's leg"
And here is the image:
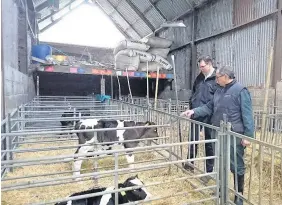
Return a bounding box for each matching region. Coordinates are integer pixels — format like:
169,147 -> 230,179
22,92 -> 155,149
125,153 -> 135,168
73,145 -> 94,180
123,142 -> 138,169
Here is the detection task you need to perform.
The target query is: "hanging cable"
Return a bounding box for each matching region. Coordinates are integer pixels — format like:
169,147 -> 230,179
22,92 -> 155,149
171,55 -> 179,115
115,71 -> 122,100
20,0 -> 36,39
171,54 -> 183,158
154,67 -> 160,110
50,46 -> 70,57
146,61 -> 150,107
78,46 -> 88,61
125,68 -> 133,104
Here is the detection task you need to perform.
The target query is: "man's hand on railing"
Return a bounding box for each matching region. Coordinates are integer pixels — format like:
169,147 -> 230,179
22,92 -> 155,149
241,139 -> 251,147
180,109 -> 194,118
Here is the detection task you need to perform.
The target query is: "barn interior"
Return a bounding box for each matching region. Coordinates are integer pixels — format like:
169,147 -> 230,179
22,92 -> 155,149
1,0 -> 282,205
2,0 -> 281,117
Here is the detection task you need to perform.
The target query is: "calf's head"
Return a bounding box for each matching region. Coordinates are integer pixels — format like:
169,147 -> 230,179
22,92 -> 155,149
141,121 -> 159,139
121,175 -> 152,201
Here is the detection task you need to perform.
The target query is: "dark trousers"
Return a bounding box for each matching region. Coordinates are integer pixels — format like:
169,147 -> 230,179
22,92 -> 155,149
230,143 -> 246,176
188,123 -> 214,172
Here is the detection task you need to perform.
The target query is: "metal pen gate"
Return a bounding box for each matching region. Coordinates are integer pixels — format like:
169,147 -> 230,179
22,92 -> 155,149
1,96 -> 282,205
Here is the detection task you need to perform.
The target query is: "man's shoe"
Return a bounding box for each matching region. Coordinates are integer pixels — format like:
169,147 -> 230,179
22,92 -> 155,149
199,175 -> 213,185
234,195 -> 244,205
182,162 -> 194,172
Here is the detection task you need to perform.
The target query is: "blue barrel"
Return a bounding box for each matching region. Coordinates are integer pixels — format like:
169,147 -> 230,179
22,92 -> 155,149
95,94 -> 111,102
32,44 -> 52,61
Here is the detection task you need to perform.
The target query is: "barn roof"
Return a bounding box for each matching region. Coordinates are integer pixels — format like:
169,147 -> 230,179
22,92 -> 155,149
34,0 -> 210,39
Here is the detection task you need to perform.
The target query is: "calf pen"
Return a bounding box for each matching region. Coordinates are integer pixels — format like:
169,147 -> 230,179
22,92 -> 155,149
1,96 -> 282,205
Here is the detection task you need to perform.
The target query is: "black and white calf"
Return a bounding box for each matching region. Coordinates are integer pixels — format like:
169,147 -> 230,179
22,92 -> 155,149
73,119 -> 159,177
60,110 -> 91,135
55,175 -> 152,205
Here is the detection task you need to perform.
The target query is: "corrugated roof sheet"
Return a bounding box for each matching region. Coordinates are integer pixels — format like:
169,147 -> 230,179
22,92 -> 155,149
40,0 -> 72,19
96,0 -> 141,39
108,0 -> 122,7
53,5 -> 70,20
111,11 -> 141,38
38,0 -> 84,32
38,18 -> 52,30
131,0 -> 151,13
155,0 -> 193,20
158,15 -> 193,50
132,18 -> 152,37
145,7 -> 166,28
117,0 -> 140,25
197,0 -> 233,39
126,27 -> 141,39
96,0 -> 114,14
39,7 -> 51,19
36,0 -> 209,39
34,0 -> 46,7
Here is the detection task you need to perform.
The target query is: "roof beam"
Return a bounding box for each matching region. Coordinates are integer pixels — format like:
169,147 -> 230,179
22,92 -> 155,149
38,0 -> 76,23
29,0 -> 36,11
39,1 -> 84,33
124,0 -> 155,32
272,0 -> 282,86
94,1 -> 130,39
154,0 -> 162,4
35,0 -> 48,12
148,0 -> 167,20
103,0 -> 141,38
144,0 -> 216,39
184,0 -> 193,8
26,0 -> 38,36
20,0 -> 36,39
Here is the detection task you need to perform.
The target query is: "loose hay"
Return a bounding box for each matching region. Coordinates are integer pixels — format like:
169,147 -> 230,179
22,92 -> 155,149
1,135 -> 214,205
240,145 -> 282,205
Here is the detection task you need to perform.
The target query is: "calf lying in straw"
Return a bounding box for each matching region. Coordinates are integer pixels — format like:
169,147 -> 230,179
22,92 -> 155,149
55,175 -> 152,205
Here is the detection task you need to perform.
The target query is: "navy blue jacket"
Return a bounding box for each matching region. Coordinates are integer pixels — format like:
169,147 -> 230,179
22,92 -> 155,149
193,80 -> 254,138
189,69 -> 219,123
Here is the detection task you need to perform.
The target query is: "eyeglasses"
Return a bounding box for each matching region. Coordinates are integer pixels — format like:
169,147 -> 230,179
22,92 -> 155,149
199,64 -> 207,69
216,75 -> 224,79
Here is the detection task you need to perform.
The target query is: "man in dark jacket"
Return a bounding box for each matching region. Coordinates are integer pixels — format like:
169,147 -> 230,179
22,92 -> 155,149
182,65 -> 254,205
183,56 -> 218,175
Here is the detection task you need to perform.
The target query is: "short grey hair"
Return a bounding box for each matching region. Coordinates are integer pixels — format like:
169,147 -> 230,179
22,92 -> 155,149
217,65 -> 235,79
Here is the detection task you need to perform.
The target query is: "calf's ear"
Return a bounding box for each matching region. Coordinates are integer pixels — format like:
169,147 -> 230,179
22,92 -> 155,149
145,121 -> 151,126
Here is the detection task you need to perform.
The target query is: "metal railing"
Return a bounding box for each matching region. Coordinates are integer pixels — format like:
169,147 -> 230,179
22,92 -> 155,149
121,96 -> 282,146
1,106 -> 25,175
1,96 -> 282,205
120,96 -> 190,114
225,129 -> 282,205
1,98 -> 219,205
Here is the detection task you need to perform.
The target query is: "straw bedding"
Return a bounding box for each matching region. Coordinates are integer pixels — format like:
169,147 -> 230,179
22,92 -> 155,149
242,145 -> 282,205
3,133 -> 281,205
1,136 -> 213,205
